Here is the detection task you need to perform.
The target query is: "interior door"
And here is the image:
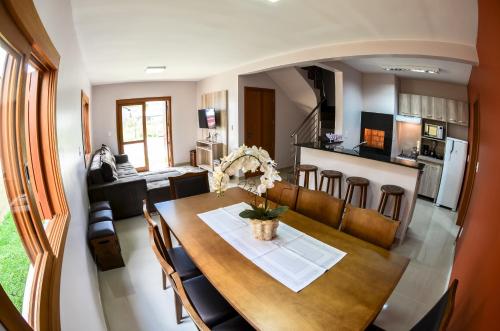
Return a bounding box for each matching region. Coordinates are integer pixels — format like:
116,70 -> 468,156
244,87 -> 275,177
117,102 -> 148,171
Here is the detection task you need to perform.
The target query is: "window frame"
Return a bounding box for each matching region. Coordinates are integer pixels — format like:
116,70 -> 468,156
0,1 -> 70,331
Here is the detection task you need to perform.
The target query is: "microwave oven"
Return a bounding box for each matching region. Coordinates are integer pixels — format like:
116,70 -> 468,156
424,123 -> 444,139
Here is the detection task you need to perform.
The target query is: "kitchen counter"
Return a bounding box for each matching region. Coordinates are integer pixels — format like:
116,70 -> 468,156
417,155 -> 444,165
296,142 -> 424,170
298,145 -> 422,243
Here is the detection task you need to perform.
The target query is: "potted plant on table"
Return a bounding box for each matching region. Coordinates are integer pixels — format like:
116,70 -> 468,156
212,145 -> 288,241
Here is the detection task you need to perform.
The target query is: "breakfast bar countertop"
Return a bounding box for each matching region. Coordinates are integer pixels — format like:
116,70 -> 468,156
296,142 -> 425,170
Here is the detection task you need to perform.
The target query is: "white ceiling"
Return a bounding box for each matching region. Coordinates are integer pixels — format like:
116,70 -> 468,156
342,56 -> 472,84
70,0 -> 478,84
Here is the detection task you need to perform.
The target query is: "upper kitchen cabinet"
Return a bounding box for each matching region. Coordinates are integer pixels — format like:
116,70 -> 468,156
447,100 -> 469,126
432,97 -> 447,121
457,101 -> 469,126
421,96 -> 433,119
446,99 -> 458,123
399,93 -> 411,116
410,94 -> 422,117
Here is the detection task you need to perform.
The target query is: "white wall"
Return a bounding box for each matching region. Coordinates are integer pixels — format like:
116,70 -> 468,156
91,82 -> 197,164
322,62 -> 363,149
362,74 -> 397,114
266,67 -> 319,113
238,73 -> 308,168
33,0 -> 107,330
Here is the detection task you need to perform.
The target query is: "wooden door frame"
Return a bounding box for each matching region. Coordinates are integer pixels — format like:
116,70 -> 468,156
243,86 -> 276,158
116,96 -> 173,171
456,98 -> 480,239
81,90 -> 91,166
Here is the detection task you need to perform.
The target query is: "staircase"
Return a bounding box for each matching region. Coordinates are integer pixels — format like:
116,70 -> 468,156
289,66 -> 336,174
302,66 -> 336,138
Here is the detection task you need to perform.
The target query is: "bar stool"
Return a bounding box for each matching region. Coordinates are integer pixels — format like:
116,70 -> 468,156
319,170 -> 343,198
295,164 -> 318,190
345,177 -> 369,208
378,185 -> 405,220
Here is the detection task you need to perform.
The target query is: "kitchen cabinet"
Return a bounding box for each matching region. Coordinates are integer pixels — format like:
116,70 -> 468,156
446,99 -> 458,123
418,161 -> 443,199
410,94 -> 422,117
446,100 -> 469,126
421,96 -> 433,119
456,101 -> 469,126
399,94 -> 411,116
398,93 -> 467,125
432,97 -> 446,121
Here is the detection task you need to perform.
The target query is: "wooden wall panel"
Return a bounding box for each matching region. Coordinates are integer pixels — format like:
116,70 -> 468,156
200,90 -> 228,157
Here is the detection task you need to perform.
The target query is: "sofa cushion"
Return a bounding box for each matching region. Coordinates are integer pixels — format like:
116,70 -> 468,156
142,170 -> 180,183
117,169 -> 138,177
90,201 -> 112,213
89,209 -> 114,224
88,221 -> 115,240
100,150 -> 118,182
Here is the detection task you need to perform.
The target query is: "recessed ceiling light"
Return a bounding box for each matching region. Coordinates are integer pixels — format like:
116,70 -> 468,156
381,65 -> 440,75
268,0 -> 280,3
145,66 -> 166,74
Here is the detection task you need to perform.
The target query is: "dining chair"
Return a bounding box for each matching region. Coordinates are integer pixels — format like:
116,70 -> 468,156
368,279 -> 458,331
266,180 -> 299,210
169,170 -> 210,200
340,205 -> 400,249
148,223 -> 254,330
295,187 -> 346,229
143,200 -> 201,294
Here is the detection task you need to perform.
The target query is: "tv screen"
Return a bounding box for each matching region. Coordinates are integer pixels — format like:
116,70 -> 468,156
198,108 -> 216,129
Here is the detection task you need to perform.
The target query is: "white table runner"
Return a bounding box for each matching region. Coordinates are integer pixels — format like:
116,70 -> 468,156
197,203 -> 347,292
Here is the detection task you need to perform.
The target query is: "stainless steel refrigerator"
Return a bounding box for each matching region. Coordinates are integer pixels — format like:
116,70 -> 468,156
436,137 -> 468,211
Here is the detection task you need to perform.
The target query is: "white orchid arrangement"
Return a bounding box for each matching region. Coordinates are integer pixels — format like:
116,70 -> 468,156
213,145 -> 288,221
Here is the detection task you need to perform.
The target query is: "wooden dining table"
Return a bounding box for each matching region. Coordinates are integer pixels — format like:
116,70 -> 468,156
155,187 -> 409,331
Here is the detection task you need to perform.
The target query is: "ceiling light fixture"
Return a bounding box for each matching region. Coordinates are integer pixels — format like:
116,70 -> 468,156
145,66 -> 166,74
381,65 -> 440,75
267,0 -> 281,3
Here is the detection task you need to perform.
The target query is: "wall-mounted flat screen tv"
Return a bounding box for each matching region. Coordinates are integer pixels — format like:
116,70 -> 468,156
198,108 -> 217,129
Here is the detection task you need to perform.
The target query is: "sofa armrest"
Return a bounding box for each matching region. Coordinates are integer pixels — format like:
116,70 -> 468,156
114,154 -> 129,164
88,176 -> 147,219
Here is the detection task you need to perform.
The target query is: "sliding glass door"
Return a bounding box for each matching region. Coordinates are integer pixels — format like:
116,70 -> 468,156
116,97 -> 173,171
119,103 -> 147,171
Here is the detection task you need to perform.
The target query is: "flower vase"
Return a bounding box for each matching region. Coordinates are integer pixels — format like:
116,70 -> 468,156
250,219 -> 279,241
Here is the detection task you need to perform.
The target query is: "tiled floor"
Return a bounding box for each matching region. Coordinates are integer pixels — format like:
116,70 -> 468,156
98,194 -> 458,331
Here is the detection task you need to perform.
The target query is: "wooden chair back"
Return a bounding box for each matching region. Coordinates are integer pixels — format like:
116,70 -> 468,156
143,199 -> 170,261
340,205 -> 400,249
295,188 -> 346,229
410,279 -> 458,331
147,225 -> 210,331
169,171 -> 210,200
266,180 -> 299,210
